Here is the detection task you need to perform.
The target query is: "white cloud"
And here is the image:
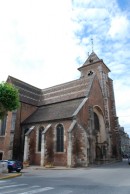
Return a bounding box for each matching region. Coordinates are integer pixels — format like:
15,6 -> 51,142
70,0 -> 130,136
0,0 -> 78,87
72,0 -> 117,9
72,7 -> 109,22
108,15 -> 129,39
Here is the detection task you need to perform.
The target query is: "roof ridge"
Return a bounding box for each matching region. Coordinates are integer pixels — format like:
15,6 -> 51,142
8,75 -> 41,91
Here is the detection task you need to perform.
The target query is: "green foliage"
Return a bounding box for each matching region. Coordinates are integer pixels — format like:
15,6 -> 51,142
0,82 -> 20,118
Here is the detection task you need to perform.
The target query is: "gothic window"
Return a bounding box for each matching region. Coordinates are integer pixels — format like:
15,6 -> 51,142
11,112 -> 16,131
56,124 -> 64,152
94,112 -> 100,131
38,126 -> 44,152
0,116 -> 7,136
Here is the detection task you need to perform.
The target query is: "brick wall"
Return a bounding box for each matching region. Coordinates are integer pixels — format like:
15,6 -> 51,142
27,121 -> 71,166
13,102 -> 37,160
0,112 -> 12,159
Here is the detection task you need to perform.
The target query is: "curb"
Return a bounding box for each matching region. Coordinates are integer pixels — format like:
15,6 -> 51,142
0,173 -> 22,180
34,167 -> 76,170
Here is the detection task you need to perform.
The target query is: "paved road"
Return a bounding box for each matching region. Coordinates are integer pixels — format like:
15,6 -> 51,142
0,159 -> 130,194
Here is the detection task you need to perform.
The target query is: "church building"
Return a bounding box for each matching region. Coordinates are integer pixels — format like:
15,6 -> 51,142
0,52 -> 121,167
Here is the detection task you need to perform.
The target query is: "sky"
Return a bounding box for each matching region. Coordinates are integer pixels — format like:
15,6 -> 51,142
0,0 -> 130,136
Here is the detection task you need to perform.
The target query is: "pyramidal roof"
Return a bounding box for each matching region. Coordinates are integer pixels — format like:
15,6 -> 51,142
83,51 -> 101,66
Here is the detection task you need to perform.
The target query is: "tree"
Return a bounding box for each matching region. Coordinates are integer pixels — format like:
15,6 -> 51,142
0,82 -> 20,119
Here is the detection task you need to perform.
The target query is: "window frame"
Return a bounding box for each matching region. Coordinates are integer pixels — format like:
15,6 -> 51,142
56,124 -> 64,153
0,116 -> 7,136
94,112 -> 100,131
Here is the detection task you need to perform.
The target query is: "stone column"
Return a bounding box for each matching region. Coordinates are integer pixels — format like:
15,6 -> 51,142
41,132 -> 45,166
67,132 -> 72,167
23,135 -> 29,162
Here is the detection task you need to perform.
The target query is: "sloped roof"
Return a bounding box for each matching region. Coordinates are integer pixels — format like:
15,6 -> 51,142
6,53 -> 101,124
7,76 -> 41,106
38,75 -> 94,105
7,73 -> 94,106
23,98 -> 86,124
79,51 -> 110,72
7,52 -> 104,111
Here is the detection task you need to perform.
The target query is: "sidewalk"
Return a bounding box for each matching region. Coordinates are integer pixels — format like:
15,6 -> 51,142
26,165 -> 76,170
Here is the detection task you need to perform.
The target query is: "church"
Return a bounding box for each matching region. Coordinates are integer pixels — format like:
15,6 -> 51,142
0,52 -> 121,167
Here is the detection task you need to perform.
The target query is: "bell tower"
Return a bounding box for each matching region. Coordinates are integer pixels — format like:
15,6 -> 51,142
78,52 -> 111,129
78,51 -> 112,157
78,51 -> 120,159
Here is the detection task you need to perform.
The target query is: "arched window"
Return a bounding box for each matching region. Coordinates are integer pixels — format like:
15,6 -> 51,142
38,127 -> 44,152
0,116 -> 7,136
56,124 -> 64,152
94,112 -> 100,131
11,112 -> 16,131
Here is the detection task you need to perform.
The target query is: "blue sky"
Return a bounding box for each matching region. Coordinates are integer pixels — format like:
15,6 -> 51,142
0,0 -> 130,136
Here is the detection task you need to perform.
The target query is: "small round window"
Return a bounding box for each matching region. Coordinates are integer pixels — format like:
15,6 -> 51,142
88,70 -> 93,76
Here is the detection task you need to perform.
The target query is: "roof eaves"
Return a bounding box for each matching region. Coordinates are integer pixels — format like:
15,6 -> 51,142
22,116 -> 73,126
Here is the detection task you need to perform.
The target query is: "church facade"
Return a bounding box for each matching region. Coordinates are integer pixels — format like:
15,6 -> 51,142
0,52 -> 121,167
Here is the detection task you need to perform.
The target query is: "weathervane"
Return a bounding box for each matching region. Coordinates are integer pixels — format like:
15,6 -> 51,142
91,38 -> 93,52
